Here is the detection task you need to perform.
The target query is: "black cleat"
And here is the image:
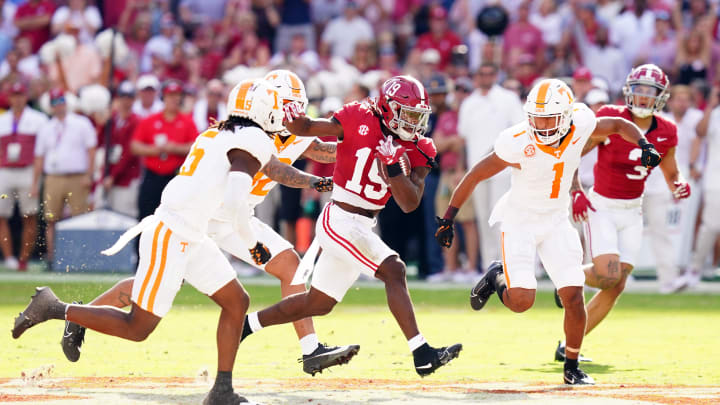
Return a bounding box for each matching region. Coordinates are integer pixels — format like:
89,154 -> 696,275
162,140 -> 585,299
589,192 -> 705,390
202,388 -> 249,405
61,301 -> 85,362
554,341 -> 592,362
414,343 -> 463,377
470,261 -> 503,311
301,343 -> 360,376
564,366 -> 595,385
554,288 -> 563,308
12,287 -> 63,339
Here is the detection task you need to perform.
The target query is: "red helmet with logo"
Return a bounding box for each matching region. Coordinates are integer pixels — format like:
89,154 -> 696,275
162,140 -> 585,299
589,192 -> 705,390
376,75 -> 431,141
622,64 -> 670,118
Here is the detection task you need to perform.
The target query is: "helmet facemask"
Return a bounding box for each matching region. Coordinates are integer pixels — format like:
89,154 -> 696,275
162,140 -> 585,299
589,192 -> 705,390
623,83 -> 668,118
527,110 -> 571,145
387,99 -> 430,141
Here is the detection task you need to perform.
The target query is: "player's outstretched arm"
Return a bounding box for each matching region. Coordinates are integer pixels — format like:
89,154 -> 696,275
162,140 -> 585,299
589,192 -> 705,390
301,139 -> 337,163
262,155 -> 330,190
592,116 -> 661,167
445,152 -> 512,216
283,102 -> 344,139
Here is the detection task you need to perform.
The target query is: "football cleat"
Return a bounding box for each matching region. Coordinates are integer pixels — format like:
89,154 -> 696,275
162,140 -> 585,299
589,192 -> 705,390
61,301 -> 86,362
12,287 -> 63,339
564,366 -> 595,385
414,344 -> 463,377
202,388 -> 250,405
301,343 -> 360,376
554,341 -> 592,362
470,261 -> 503,311
554,288 -> 563,308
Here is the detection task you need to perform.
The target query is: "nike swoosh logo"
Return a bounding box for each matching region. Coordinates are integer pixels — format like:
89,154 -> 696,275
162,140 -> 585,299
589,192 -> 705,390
565,376 -> 575,384
572,137 -> 581,144
416,363 -> 433,369
64,331 -> 73,338
657,137 -> 667,141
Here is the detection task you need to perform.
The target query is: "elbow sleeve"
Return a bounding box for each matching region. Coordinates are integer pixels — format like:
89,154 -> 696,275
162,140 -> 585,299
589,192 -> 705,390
223,171 -> 256,246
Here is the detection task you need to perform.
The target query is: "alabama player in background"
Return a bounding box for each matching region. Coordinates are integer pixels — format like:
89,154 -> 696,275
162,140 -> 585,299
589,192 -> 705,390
59,70 -> 361,377
240,75 -> 463,377
554,64 -> 691,361
12,79 -> 285,405
434,79 -> 661,384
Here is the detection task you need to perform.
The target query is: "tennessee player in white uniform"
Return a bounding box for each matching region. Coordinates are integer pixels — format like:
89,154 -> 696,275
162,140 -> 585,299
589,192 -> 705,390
434,79 -> 661,385
12,79 -> 284,405
57,71 -> 359,376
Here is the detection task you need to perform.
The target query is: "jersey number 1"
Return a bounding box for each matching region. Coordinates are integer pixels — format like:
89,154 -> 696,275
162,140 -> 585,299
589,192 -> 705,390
550,161 -> 564,199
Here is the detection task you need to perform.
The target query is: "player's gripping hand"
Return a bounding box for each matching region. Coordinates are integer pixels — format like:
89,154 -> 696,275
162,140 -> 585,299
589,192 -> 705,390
375,136 -> 407,165
672,181 -> 691,199
312,177 -> 333,192
571,190 -> 595,222
283,101 -> 305,123
249,242 -> 272,266
639,140 -> 661,168
435,217 -> 455,248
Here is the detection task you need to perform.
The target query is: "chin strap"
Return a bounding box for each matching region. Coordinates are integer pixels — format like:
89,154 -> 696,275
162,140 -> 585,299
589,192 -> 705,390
413,138 -> 438,169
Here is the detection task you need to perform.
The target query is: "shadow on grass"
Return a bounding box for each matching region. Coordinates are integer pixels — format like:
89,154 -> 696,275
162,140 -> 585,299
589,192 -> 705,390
521,363 -> 647,375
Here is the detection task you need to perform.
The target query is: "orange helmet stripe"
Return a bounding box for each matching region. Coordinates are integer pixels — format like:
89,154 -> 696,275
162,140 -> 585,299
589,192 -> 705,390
234,81 -> 253,112
535,81 -> 551,109
288,72 -> 302,98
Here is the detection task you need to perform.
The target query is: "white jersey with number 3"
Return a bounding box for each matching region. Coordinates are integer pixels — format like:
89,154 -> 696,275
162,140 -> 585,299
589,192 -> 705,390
157,125 -> 275,240
490,103 -> 597,225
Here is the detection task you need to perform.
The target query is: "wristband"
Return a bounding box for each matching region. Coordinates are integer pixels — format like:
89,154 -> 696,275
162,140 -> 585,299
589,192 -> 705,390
387,162 -> 404,177
443,206 -> 459,220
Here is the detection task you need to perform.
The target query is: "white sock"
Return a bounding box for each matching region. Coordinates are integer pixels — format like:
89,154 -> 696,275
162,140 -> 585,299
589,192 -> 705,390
247,312 -> 263,333
299,333 -> 319,355
408,333 -> 427,352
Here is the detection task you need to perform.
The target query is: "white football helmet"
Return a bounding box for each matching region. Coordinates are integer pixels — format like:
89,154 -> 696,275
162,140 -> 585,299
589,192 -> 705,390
227,79 -> 284,133
264,69 -> 308,111
523,79 -> 574,145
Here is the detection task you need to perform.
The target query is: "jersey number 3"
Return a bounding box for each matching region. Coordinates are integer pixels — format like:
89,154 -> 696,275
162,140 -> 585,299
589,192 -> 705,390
627,148 -> 649,180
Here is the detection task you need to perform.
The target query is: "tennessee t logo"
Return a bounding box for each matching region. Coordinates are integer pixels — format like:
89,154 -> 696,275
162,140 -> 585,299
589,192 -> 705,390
180,242 -> 188,253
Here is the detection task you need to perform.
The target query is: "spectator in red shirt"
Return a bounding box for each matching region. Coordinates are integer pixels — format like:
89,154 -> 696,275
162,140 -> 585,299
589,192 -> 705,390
97,81 -> 142,218
13,0 -> 54,53
414,5 -> 462,71
502,1 -> 545,72
131,80 -> 196,220
0,82 -> 48,271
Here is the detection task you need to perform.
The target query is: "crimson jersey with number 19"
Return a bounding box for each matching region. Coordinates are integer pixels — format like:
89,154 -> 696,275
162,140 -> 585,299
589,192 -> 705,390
593,105 -> 677,199
331,101 -> 433,210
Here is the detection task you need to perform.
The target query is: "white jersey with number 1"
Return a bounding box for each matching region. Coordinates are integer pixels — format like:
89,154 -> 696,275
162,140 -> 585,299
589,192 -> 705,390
490,102 -> 597,226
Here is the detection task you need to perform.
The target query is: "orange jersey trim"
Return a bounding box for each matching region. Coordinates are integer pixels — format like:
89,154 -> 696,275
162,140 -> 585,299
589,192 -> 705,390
536,125 -> 575,159
512,130 -> 526,138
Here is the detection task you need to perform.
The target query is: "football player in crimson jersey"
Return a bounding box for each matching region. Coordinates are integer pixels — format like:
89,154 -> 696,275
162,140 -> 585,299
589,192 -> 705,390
553,64 -> 692,361
240,75 -> 463,377
434,78 -> 661,384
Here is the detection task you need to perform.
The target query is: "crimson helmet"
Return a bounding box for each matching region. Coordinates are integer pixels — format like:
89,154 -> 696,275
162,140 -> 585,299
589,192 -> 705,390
377,75 -> 431,141
622,64 -> 670,118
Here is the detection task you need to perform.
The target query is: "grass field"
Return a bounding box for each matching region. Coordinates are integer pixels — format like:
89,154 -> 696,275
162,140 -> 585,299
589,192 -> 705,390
1,275 -> 720,404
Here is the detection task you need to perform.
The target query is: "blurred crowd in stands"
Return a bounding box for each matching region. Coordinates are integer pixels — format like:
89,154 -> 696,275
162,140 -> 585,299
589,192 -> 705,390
0,0 -> 719,292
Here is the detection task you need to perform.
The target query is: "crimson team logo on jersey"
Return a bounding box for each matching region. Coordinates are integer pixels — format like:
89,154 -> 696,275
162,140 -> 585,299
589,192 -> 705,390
358,125 -> 369,136
524,144 -> 536,157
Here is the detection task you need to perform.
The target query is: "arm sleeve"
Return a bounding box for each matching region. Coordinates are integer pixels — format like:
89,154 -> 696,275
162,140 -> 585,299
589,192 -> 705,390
223,171 -> 257,246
